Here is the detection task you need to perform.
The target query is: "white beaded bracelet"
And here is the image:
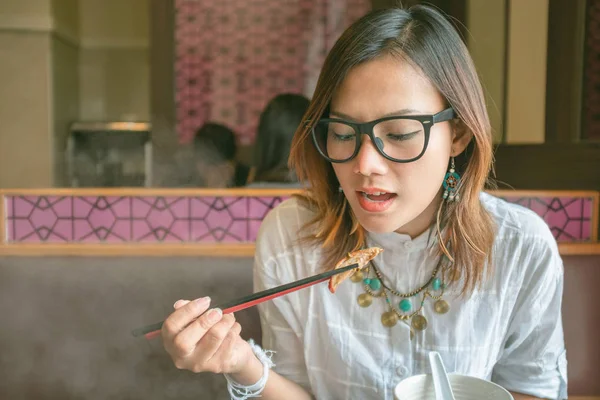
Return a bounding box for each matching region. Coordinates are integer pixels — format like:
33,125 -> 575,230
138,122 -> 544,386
224,339 -> 275,400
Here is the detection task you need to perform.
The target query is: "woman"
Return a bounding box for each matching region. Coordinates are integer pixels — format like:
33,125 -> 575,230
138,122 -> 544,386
245,93 -> 310,187
161,6 -> 567,400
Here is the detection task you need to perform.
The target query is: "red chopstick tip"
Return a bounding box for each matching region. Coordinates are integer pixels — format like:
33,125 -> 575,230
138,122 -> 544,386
145,330 -> 161,340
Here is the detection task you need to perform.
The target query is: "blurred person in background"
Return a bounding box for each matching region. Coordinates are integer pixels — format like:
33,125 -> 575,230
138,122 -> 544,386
245,93 -> 310,188
192,122 -> 249,188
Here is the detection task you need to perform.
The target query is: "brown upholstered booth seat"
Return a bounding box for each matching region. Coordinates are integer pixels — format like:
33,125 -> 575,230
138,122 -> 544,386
0,254 -> 598,399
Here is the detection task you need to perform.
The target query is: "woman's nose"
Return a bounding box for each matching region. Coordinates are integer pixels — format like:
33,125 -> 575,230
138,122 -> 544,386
353,135 -> 388,177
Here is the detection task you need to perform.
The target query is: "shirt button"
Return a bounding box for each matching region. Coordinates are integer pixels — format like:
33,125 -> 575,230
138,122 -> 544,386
396,366 -> 409,377
403,241 -> 413,250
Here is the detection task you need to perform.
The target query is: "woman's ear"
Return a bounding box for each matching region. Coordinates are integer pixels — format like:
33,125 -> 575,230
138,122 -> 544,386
450,119 -> 472,156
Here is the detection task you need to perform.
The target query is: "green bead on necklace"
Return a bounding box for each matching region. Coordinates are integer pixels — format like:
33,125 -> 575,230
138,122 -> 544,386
369,278 -> 381,290
363,277 -> 381,291
399,298 -> 412,312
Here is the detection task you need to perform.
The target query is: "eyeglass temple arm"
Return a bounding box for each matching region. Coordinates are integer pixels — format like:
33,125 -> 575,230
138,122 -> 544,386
432,108 -> 456,123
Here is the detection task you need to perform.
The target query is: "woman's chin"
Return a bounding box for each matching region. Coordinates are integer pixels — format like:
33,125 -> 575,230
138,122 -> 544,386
356,216 -> 406,234
348,202 -> 406,234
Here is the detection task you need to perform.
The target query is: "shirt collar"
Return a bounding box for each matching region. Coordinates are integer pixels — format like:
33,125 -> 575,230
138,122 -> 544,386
366,225 -> 438,252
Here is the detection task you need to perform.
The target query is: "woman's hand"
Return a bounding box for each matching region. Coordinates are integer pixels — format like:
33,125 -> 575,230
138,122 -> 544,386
162,297 -> 255,375
163,297 -> 315,399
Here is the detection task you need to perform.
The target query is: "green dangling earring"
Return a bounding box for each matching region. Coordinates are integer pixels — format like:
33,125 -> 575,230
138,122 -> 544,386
442,157 -> 461,202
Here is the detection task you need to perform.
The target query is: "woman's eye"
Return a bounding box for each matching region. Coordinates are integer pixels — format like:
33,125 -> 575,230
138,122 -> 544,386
387,131 -> 420,141
333,133 -> 355,141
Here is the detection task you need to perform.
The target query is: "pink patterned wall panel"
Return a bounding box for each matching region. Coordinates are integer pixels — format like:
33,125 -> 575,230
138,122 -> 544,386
5,195 -> 289,244
2,194 -> 597,244
174,0 -> 371,145
74,197 -> 131,242
503,196 -> 593,242
191,197 -> 247,242
7,197 -> 73,242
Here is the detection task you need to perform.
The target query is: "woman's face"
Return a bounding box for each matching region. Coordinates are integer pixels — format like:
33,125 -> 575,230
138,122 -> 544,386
330,55 -> 467,236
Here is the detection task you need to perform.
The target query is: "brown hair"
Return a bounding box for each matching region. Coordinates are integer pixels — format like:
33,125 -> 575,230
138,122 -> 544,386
253,93 -> 310,183
288,5 -> 496,295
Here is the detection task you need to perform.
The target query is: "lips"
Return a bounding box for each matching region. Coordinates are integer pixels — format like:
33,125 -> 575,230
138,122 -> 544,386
355,189 -> 397,213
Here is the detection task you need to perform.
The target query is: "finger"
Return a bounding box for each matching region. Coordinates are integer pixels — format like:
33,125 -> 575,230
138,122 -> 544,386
171,308 -> 225,357
162,297 -> 211,341
231,322 -> 242,336
174,299 -> 190,309
197,313 -> 236,363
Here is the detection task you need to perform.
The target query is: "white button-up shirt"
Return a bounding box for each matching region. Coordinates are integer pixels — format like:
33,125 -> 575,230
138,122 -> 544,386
253,193 -> 567,399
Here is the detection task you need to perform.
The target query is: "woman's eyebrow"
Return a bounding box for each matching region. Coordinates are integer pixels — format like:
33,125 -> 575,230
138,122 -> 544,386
329,108 -> 421,120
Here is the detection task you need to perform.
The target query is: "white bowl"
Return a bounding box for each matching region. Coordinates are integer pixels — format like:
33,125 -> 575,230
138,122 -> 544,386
394,373 -> 514,400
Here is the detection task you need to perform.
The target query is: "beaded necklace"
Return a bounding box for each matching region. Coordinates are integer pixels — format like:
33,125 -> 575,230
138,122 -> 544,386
351,250 -> 451,339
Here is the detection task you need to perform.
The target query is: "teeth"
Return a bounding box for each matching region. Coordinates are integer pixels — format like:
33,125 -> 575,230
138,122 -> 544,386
362,191 -> 386,196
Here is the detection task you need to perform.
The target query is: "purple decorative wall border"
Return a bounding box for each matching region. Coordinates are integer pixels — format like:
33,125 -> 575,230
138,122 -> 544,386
3,196 -> 287,244
1,193 -> 598,244
501,196 -> 595,242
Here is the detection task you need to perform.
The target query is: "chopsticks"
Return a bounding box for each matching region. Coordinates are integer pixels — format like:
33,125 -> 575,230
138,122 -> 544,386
132,263 -> 359,340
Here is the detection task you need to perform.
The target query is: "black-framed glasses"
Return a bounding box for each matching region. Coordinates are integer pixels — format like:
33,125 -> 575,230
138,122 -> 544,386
311,107 -> 456,163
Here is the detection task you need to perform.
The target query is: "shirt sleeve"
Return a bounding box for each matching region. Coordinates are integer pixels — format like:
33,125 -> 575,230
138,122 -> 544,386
252,207 -> 312,392
491,236 -> 568,399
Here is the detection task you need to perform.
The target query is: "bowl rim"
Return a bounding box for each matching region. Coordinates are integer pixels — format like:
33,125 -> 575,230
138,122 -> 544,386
393,373 -> 514,399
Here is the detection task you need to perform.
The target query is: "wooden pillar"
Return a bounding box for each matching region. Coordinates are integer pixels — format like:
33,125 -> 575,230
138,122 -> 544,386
149,0 -> 177,185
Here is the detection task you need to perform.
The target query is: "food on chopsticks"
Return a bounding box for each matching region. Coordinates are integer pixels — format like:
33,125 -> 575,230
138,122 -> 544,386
328,247 -> 384,293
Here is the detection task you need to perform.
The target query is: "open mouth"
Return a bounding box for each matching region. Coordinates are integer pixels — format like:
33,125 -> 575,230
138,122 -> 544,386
356,190 -> 397,213
359,191 -> 397,202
